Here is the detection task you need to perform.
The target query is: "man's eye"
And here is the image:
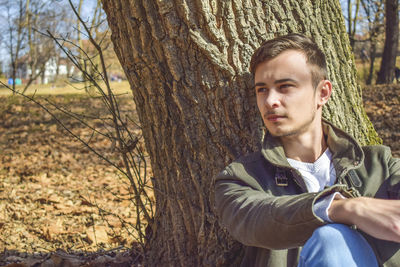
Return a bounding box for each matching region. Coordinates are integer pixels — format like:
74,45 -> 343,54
279,84 -> 293,90
257,87 -> 267,93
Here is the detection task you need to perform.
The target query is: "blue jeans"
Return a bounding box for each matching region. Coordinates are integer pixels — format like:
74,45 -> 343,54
298,224 -> 378,267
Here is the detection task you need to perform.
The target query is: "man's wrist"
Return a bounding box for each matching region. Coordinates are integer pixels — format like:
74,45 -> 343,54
314,192 -> 345,222
328,197 -> 355,224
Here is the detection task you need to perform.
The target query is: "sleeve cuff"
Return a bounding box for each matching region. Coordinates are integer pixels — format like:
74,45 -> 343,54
313,192 -> 346,222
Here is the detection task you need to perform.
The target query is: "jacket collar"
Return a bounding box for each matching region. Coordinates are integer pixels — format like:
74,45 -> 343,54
260,120 -> 364,175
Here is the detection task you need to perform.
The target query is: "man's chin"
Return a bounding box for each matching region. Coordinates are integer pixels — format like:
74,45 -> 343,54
267,127 -> 297,138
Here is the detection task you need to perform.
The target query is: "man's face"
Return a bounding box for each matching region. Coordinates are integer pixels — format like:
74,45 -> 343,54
254,50 -> 326,138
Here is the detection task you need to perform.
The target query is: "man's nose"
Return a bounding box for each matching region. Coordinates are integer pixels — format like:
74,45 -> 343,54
265,90 -> 280,108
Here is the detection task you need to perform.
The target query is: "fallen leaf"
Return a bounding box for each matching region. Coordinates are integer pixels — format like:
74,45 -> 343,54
86,225 -> 109,245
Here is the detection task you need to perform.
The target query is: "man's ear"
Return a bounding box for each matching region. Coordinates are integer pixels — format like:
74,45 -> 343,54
317,80 -> 332,108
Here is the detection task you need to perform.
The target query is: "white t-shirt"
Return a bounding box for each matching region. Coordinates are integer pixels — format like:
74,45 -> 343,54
287,148 -> 341,222
287,148 -> 336,192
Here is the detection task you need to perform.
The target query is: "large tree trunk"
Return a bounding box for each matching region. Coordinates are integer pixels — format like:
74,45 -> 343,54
376,0 -> 399,84
102,1 -> 380,265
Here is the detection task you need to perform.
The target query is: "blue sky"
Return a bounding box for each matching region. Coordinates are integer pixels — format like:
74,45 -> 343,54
0,0 -> 101,74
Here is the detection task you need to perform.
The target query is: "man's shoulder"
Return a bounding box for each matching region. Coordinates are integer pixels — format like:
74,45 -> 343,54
361,144 -> 394,159
216,150 -> 273,191
218,150 -> 269,178
233,150 -> 264,165
360,144 -> 400,171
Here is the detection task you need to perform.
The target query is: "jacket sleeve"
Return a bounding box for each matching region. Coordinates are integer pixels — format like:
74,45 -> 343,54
387,153 -> 400,199
363,145 -> 400,199
214,165 -> 332,250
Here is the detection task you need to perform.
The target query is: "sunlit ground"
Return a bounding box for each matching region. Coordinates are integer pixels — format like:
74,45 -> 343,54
0,79 -> 132,96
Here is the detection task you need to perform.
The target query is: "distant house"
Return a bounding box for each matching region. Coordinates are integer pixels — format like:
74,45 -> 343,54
40,57 -> 74,84
20,56 -> 75,84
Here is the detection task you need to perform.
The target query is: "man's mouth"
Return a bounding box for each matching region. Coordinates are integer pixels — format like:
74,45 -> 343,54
265,114 -> 285,122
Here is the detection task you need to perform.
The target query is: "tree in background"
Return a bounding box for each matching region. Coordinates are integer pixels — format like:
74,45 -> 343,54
0,0 -> 62,93
23,0 -> 59,93
101,0 -> 380,265
377,0 -> 399,84
341,0 -> 386,84
1,0 -> 27,92
361,0 -> 385,85
75,0 -> 109,88
344,0 -> 362,49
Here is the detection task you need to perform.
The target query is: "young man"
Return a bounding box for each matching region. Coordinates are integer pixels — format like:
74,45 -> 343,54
214,33 -> 400,266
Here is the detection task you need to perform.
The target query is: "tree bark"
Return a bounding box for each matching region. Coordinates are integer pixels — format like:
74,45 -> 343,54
376,0 -> 399,84
101,0 -> 380,266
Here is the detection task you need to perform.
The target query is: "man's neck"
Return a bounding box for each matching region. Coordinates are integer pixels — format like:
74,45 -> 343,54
280,122 -> 327,163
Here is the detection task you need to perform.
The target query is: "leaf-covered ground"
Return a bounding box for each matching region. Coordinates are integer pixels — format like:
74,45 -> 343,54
0,84 -> 399,266
363,84 -> 400,157
0,93 -> 150,266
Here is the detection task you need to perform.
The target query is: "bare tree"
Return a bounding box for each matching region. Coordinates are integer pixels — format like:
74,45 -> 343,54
361,0 -> 385,84
70,0 -> 109,90
377,0 -> 399,84
22,0 -> 58,93
344,0 -> 362,49
1,0 -> 27,92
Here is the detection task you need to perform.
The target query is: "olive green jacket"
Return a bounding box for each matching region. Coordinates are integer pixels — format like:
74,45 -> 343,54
215,121 -> 400,267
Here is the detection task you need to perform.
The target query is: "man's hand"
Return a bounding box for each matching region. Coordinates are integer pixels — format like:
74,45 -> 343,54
329,197 -> 400,243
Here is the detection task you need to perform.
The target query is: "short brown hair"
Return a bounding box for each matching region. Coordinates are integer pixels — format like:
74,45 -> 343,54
250,33 -> 327,88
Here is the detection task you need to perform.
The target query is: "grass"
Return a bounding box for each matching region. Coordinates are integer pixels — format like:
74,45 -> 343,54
0,80 -> 132,96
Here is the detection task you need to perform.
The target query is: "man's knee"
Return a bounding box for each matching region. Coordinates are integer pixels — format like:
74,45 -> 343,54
299,224 -> 378,267
310,223 -> 353,246
302,224 -> 354,255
